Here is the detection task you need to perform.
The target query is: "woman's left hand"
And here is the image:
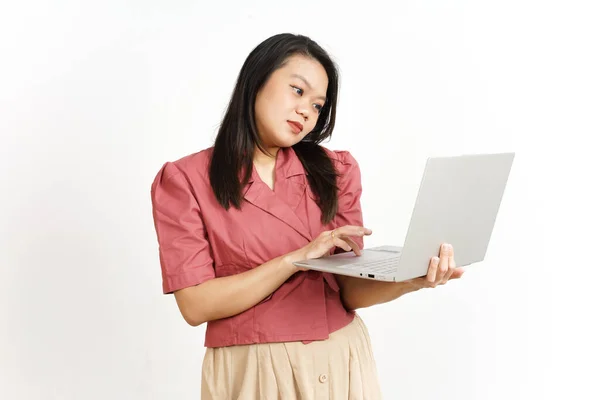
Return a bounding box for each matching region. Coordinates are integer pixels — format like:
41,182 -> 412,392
408,243 -> 465,289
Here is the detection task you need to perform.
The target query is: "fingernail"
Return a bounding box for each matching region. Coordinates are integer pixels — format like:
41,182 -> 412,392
443,243 -> 450,251
433,257 -> 440,264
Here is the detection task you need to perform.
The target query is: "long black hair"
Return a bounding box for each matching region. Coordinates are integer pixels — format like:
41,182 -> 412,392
209,33 -> 341,224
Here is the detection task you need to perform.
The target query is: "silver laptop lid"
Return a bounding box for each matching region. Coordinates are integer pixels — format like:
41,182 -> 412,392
393,152 -> 515,282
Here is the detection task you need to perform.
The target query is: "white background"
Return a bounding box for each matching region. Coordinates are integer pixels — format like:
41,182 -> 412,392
1,1 -> 598,399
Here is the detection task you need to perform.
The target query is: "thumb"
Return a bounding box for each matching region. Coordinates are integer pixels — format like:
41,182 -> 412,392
450,267 -> 465,279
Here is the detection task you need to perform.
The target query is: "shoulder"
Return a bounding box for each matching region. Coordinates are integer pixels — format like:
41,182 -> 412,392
320,146 -> 360,173
151,146 -> 214,189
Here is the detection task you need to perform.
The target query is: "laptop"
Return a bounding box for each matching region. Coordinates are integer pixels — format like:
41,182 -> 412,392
293,152 -> 515,282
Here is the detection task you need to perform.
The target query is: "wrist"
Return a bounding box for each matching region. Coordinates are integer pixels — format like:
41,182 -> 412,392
282,248 -> 307,273
400,279 -> 424,293
388,280 -> 422,300
286,246 -> 308,263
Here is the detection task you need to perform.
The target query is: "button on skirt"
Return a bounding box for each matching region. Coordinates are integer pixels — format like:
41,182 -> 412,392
201,315 -> 382,399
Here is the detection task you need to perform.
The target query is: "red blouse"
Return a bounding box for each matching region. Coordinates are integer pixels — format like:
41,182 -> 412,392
150,145 -> 365,348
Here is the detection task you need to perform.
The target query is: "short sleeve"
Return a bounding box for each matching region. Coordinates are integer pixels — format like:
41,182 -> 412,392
150,162 -> 215,294
332,150 -> 365,252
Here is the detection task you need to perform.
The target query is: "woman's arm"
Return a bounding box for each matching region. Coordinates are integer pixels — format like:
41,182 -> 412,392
175,225 -> 371,326
174,252 -> 302,326
335,275 -> 422,310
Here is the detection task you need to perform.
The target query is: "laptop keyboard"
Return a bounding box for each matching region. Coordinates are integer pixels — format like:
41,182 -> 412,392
341,257 -> 401,275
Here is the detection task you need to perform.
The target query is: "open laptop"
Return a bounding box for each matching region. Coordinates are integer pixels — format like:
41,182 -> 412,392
293,152 -> 515,282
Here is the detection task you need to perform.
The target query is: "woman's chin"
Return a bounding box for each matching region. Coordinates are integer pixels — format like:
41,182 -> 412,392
273,134 -> 302,148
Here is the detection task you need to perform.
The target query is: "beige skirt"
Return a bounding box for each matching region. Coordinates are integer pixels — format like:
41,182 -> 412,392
201,315 -> 381,399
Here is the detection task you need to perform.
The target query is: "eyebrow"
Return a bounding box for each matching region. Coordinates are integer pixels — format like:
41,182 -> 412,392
291,74 -> 327,102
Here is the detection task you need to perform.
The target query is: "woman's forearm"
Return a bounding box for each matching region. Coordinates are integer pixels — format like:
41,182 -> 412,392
175,250 -> 305,326
335,275 -> 422,310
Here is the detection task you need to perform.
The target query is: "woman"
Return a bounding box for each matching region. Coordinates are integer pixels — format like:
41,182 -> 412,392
150,33 -> 464,399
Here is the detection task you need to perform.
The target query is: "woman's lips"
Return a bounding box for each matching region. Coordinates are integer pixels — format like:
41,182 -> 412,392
287,121 -> 303,134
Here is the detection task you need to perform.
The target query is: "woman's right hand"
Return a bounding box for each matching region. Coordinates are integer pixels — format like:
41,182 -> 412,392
298,225 -> 372,263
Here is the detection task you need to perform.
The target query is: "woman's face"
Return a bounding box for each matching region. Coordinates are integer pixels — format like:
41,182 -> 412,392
254,54 -> 328,150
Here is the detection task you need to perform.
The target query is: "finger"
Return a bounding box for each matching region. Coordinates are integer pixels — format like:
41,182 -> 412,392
334,237 -> 352,252
450,267 -> 465,280
335,225 -> 373,238
449,248 -> 456,269
341,237 -> 362,256
426,256 -> 439,283
441,246 -> 455,283
442,266 -> 453,284
437,244 -> 451,284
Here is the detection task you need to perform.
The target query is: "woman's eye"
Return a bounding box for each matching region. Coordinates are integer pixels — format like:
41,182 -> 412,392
291,85 -> 303,95
314,104 -> 323,113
